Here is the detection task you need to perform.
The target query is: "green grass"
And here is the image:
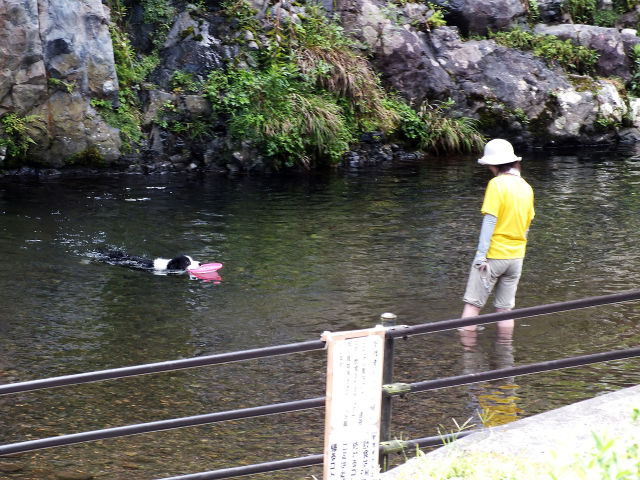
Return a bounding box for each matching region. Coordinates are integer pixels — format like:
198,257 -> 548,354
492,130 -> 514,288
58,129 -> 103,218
394,409 -> 640,479
394,449 -> 546,479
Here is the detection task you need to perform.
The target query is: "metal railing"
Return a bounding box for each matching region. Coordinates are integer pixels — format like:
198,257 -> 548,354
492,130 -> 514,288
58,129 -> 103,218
2,290 -> 640,479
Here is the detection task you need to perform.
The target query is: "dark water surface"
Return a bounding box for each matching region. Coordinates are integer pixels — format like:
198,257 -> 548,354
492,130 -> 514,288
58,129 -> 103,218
2,146 -> 640,479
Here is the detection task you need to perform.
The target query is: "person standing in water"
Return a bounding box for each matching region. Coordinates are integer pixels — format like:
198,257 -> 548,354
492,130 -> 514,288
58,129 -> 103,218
459,139 -> 535,344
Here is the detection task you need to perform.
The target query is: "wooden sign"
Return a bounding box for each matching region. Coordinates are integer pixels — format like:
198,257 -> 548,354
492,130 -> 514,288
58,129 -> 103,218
322,326 -> 386,480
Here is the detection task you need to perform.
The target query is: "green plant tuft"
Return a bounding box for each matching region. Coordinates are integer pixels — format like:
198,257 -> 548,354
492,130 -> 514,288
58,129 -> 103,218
565,0 -> 597,24
0,113 -> 40,162
491,27 -> 600,75
206,66 -> 353,168
426,2 -> 447,29
109,24 -> 158,88
155,100 -> 215,139
393,98 -> 485,154
417,101 -> 485,154
170,71 -> 204,94
629,43 -> 640,97
140,0 -> 176,49
94,22 -> 159,153
91,95 -> 143,154
64,147 -> 106,167
48,78 -> 75,94
592,9 -> 620,27
526,0 -> 540,22
221,0 -> 259,29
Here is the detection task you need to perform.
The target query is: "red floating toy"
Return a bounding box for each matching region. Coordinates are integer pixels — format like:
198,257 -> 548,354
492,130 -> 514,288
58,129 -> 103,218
188,262 -> 223,281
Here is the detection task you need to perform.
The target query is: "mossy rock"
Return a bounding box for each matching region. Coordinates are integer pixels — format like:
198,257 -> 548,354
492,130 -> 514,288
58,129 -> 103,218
64,147 -> 106,167
568,74 -> 599,93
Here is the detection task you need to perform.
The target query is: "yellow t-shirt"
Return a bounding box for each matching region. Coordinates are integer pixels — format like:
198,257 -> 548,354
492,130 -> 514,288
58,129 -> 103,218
481,174 -> 535,259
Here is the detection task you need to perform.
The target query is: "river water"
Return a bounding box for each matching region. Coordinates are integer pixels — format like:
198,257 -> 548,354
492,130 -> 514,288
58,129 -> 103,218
1,145 -> 640,479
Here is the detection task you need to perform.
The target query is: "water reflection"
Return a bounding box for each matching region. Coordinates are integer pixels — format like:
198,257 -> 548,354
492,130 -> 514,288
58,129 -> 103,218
459,326 -> 521,427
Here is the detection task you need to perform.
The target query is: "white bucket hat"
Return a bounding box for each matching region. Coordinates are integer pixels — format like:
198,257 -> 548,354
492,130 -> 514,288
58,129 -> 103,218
478,139 -> 522,165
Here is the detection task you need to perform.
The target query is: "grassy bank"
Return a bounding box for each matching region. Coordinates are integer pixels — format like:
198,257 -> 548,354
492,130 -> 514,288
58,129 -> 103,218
392,408 -> 640,479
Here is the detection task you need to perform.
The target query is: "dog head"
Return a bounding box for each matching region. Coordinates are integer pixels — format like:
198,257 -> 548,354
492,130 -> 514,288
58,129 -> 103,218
166,255 -> 199,271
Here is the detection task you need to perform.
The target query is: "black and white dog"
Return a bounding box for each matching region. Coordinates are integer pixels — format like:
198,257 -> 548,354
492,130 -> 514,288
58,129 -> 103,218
92,248 -> 200,273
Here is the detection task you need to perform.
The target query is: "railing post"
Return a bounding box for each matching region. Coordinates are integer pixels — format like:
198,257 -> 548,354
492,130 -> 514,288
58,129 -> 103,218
379,312 -> 397,472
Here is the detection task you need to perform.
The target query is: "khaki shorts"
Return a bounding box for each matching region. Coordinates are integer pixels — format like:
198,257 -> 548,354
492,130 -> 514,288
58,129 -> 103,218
463,258 -> 524,309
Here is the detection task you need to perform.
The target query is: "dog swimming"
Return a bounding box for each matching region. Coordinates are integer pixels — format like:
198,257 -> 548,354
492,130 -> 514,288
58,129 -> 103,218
91,248 -> 200,273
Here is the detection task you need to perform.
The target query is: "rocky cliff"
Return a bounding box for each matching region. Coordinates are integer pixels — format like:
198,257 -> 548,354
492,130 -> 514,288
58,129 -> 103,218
2,0 -> 640,173
0,0 -> 121,167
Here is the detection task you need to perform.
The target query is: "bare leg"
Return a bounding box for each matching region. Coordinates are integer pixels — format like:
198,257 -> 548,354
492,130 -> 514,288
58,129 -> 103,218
460,303 -> 482,330
459,302 -> 482,348
495,307 -> 514,341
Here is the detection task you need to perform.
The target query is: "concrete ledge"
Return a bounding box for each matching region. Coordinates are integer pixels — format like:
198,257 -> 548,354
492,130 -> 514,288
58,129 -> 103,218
382,385 -> 640,479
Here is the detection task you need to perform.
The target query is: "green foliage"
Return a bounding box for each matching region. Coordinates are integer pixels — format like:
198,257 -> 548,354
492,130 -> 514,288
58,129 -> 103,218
491,27 -> 599,75
293,5 -> 354,50
416,100 -> 485,154
170,71 -> 204,94
534,38 -> 599,74
155,100 -> 214,139
64,147 -> 106,167
97,22 -> 158,152
513,108 -> 530,126
141,0 -> 176,48
565,0 -> 597,24
389,98 -> 484,154
478,100 -> 536,133
178,25 -> 204,42
381,2 -> 403,26
293,10 -> 399,131
426,2 -> 447,29
565,0 -> 633,26
526,0 -> 540,22
141,0 -> 176,24
552,428 -> 640,480
207,4 -> 405,168
91,94 -> 143,153
628,44 -> 640,96
105,0 -> 128,28
208,1 -> 483,168
593,9 -> 620,27
109,24 -> 158,87
395,449 -> 544,479
48,78 -> 75,94
206,66 -> 353,168
0,113 -> 40,161
437,416 -> 476,446
563,0 -> 640,25
595,112 -> 621,131
155,100 -> 177,129
391,98 -> 425,143
622,0 -> 640,10
221,0 -> 259,29
381,1 -> 445,30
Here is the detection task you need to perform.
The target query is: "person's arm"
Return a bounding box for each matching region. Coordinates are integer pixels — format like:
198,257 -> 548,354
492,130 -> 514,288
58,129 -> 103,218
473,214 -> 497,268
